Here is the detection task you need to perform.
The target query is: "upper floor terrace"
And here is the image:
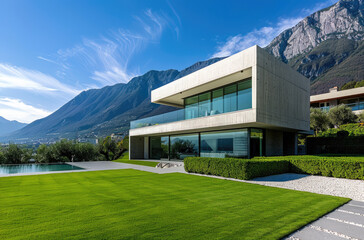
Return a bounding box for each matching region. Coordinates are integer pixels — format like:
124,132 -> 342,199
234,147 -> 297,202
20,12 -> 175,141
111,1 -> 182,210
129,45 -> 310,137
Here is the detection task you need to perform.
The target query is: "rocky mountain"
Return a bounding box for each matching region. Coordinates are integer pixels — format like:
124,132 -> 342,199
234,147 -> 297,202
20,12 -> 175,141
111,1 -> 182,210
0,117 -> 27,137
266,0 -> 364,94
5,58 -> 222,141
266,0 -> 364,62
5,0 -> 364,141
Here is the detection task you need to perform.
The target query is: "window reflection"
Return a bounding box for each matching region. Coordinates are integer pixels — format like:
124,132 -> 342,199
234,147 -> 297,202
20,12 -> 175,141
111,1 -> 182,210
200,129 -> 248,158
170,134 -> 199,160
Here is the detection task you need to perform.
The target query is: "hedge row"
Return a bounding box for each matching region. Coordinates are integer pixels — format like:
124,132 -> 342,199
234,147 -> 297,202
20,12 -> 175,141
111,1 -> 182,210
259,156 -> 364,180
184,157 -> 290,180
184,156 -> 364,180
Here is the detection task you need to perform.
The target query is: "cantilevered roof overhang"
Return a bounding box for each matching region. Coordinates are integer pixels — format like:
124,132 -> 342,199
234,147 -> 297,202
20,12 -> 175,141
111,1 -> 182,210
310,86 -> 364,103
151,45 -> 257,107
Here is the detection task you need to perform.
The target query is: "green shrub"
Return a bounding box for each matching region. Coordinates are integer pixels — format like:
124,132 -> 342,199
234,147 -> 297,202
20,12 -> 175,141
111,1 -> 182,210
328,104 -> 357,127
185,156 -> 364,181
316,123 -> 364,137
184,157 -> 290,180
256,155 -> 364,180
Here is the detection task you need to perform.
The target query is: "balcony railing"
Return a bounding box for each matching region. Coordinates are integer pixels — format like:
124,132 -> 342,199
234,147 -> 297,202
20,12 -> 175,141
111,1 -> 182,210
346,102 -> 364,111
130,108 -> 186,129
315,101 -> 364,112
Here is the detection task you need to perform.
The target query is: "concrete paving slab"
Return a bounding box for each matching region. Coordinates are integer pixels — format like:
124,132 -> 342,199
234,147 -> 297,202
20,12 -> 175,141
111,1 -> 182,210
286,226 -> 345,240
312,217 -> 364,240
341,205 -> 364,215
327,211 -> 364,225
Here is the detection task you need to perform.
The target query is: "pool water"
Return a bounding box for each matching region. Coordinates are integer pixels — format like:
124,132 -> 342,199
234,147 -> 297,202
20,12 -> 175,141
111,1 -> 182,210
0,164 -> 83,174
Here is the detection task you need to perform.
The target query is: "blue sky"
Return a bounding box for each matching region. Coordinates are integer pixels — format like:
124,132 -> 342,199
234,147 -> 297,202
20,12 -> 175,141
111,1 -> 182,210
0,0 -> 337,123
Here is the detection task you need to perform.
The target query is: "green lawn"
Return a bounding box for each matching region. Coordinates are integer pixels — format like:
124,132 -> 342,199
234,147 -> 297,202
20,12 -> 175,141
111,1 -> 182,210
0,169 -> 349,239
113,151 -> 159,167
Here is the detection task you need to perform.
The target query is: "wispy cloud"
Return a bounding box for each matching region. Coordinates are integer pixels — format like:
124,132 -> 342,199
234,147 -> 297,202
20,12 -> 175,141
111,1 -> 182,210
0,98 -> 51,123
0,63 -> 79,96
40,8 -> 181,86
211,0 -> 337,58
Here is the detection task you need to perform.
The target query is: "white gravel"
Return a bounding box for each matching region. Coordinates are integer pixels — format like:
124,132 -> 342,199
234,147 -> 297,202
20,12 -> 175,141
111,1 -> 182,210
190,173 -> 364,201
250,173 -> 364,201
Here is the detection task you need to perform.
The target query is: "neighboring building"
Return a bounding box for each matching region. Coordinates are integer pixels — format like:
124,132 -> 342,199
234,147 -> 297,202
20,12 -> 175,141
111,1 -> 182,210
129,46 -> 310,160
310,86 -> 364,113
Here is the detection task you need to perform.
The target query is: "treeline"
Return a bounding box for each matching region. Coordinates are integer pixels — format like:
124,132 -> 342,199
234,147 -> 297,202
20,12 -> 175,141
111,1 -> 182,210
310,104 -> 364,136
0,136 -> 129,164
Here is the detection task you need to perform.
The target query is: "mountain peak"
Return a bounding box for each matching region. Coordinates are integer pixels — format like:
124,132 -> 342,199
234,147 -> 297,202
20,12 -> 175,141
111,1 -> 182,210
266,0 -> 364,61
0,116 -> 27,137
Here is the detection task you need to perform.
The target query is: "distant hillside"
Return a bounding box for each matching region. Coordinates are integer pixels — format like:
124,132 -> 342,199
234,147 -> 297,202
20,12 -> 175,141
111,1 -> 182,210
6,0 -> 364,141
6,58 -> 222,141
265,0 -> 364,94
0,117 -> 27,136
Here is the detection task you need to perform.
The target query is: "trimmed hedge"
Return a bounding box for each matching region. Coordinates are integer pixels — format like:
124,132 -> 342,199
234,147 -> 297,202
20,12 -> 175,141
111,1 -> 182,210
184,157 -> 290,180
258,156 -> 364,180
185,156 -> 364,180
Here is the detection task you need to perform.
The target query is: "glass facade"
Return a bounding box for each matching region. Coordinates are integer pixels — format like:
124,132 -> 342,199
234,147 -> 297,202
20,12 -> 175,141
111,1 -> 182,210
149,136 -> 169,160
250,128 -> 263,157
224,84 -> 237,113
212,89 -> 224,115
200,129 -> 248,158
131,78 -> 252,129
149,128 -> 263,160
184,77 -> 252,118
198,92 -> 211,117
185,96 -> 198,120
170,134 -> 199,160
238,79 -> 252,110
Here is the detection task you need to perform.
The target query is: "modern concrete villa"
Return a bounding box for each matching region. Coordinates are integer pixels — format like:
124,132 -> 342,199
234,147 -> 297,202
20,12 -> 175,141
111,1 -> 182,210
129,45 -> 310,160
311,86 -> 364,113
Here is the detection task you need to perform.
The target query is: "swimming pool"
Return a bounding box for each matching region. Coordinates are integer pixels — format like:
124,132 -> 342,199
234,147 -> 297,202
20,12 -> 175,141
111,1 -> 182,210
0,163 -> 83,175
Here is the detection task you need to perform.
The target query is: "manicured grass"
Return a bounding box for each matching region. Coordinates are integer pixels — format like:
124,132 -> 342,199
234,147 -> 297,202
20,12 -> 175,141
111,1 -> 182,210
0,169 -> 349,239
113,151 -> 158,167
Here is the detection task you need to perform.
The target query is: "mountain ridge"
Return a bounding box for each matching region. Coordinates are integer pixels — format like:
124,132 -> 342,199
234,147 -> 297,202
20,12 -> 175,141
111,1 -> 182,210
5,0 -> 364,142
0,117 -> 27,137
5,58 -> 222,141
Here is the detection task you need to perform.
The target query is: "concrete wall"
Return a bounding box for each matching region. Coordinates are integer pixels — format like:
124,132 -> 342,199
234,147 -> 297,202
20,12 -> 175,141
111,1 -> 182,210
255,47 -> 310,132
265,129 -> 283,156
130,108 -> 257,137
152,46 -> 256,107
129,136 -> 145,159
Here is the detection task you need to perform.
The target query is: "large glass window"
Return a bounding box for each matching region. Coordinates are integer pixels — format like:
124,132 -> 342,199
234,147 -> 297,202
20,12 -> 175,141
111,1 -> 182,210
200,129 -> 248,158
250,128 -> 263,157
224,84 -> 237,113
185,96 -> 198,119
150,136 -> 169,159
198,92 -> 211,117
170,134 -> 199,160
212,89 -> 223,115
238,79 -> 252,110
183,78 -> 252,120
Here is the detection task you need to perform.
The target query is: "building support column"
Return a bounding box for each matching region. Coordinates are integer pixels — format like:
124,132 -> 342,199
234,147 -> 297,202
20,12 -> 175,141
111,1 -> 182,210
144,136 -> 149,159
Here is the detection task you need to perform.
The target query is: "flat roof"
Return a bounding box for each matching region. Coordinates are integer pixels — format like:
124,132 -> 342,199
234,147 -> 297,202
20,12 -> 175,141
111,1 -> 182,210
151,45 -> 257,107
310,86 -> 364,103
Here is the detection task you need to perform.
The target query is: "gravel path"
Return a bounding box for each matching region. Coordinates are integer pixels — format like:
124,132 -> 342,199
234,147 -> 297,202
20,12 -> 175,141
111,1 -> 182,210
250,173 -> 364,202
189,173 -> 364,201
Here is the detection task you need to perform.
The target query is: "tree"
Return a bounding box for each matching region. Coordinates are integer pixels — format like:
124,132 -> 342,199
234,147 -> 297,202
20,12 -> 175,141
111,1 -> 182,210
328,104 -> 357,127
3,144 -> 23,164
310,108 -> 330,136
0,149 -> 5,164
74,143 -> 100,162
358,111 -> 364,123
122,135 -> 129,151
98,136 -> 124,161
35,144 -> 50,163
